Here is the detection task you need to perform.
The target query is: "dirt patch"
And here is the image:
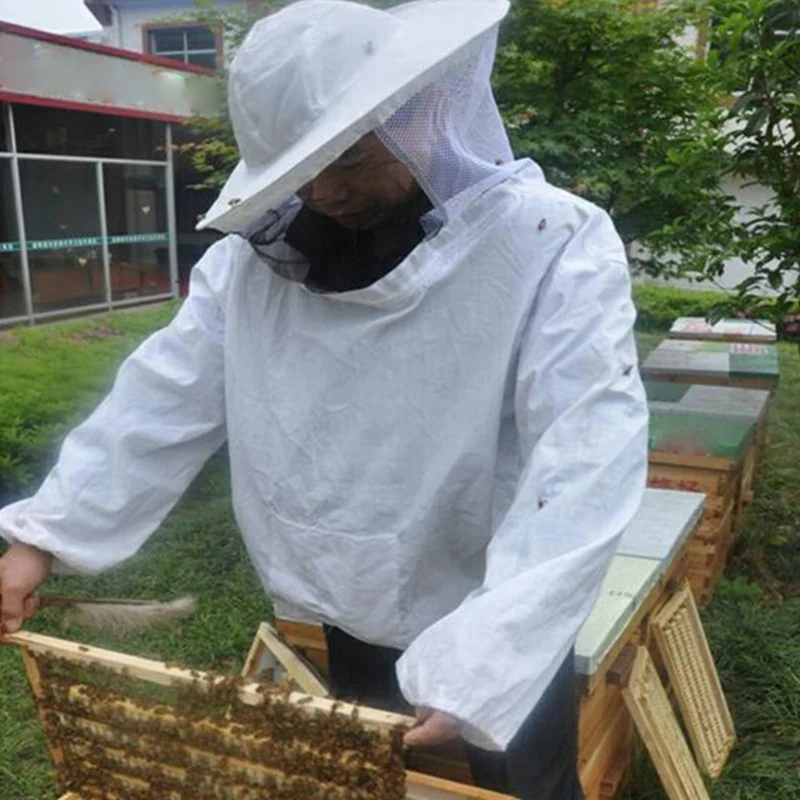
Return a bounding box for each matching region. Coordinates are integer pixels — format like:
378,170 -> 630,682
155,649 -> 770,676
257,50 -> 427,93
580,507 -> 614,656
70,324 -> 124,343
0,331 -> 20,346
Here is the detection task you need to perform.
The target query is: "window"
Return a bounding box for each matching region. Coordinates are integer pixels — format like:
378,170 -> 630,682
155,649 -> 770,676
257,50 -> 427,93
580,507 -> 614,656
147,25 -> 218,69
13,105 -> 165,160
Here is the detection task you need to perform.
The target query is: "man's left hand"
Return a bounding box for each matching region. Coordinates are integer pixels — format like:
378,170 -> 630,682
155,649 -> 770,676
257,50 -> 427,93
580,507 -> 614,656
403,709 -> 461,748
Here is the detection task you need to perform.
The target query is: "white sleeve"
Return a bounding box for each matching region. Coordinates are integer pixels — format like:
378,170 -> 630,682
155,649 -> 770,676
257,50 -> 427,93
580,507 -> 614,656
396,210 -> 649,750
0,238 -> 234,574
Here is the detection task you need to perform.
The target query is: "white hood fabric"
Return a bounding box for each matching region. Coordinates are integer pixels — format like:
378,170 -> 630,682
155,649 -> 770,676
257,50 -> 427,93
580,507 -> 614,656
0,161 -> 648,749
200,0 -> 511,233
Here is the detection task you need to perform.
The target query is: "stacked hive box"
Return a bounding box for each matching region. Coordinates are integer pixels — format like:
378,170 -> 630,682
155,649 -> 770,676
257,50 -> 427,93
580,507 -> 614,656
669,317 -> 777,344
575,490 -> 704,799
642,320 -> 779,601
663,316 -> 775,466
645,381 -> 771,530
641,339 -> 779,392
646,408 -> 755,603
275,490 -> 706,800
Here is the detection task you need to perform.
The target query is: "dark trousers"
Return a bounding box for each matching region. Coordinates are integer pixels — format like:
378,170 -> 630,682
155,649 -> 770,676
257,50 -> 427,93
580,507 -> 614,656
324,627 -> 584,800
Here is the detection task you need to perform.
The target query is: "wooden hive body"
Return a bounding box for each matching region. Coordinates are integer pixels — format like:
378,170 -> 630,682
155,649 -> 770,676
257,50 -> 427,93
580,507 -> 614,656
575,491 -> 704,800
646,408 -> 756,603
277,490 -> 706,800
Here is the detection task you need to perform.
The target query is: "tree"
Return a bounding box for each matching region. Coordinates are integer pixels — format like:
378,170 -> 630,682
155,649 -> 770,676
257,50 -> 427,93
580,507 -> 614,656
492,0 -> 738,278
696,0 -> 800,335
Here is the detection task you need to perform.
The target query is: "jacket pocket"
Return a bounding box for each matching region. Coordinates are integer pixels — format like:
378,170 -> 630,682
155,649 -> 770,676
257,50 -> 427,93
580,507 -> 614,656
264,509 -> 408,648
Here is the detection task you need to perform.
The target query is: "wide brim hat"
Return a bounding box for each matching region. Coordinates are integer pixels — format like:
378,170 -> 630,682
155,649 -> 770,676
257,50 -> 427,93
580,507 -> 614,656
197,0 -> 510,234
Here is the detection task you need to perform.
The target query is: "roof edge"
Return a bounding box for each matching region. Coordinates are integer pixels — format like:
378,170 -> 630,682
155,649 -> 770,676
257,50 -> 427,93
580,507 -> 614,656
84,1 -> 112,27
0,89 -> 191,123
0,20 -> 216,76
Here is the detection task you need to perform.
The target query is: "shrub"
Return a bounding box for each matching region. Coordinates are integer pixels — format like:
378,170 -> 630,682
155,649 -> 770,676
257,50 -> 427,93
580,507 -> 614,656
631,284 -> 729,331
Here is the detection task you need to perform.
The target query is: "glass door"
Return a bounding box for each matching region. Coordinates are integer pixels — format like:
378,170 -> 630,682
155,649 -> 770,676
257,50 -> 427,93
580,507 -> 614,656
19,159 -> 105,314
103,163 -> 171,302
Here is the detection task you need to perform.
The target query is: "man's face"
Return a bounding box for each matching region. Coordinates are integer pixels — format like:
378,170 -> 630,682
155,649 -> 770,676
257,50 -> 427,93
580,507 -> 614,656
297,133 -> 420,230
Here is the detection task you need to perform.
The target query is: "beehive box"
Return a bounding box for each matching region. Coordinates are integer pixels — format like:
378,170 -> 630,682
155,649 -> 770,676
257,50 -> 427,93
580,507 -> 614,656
645,381 -> 770,467
641,339 -> 779,392
575,490 -> 704,800
277,490 -> 706,800
669,317 -> 776,344
647,409 -> 756,603
645,380 -> 770,536
5,631 -> 511,800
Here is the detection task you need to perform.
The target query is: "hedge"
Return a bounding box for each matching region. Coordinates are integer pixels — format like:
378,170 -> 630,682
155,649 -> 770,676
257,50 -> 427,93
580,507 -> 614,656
631,283 -> 728,332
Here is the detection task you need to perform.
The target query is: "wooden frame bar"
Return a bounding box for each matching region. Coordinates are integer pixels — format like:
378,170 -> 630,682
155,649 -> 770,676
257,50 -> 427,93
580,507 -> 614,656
6,630 -> 409,732
651,587 -> 735,778
6,632 -> 512,800
622,647 -> 710,800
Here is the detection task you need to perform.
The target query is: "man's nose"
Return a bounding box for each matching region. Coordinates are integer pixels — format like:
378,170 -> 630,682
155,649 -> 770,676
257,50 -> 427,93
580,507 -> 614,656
301,169 -> 349,207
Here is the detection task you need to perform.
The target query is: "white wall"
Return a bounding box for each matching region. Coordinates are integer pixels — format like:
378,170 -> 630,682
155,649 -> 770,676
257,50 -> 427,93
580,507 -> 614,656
634,176 -> 787,295
96,0 -> 245,56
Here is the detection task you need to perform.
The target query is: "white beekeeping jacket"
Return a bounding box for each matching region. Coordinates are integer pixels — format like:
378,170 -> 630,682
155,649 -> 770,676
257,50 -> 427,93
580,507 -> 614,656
0,158 -> 648,749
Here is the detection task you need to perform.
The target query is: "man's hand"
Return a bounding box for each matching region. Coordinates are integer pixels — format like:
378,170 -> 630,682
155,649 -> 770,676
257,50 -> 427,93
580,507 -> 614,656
403,708 -> 461,748
0,543 -> 52,634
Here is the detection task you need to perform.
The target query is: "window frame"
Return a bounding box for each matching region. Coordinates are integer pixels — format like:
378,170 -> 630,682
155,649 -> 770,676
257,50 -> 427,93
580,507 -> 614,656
142,22 -> 222,70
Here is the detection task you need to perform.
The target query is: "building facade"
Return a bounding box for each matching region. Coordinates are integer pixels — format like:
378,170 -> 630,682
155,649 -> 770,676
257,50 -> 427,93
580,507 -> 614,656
0,21 -> 222,326
84,0 -> 251,67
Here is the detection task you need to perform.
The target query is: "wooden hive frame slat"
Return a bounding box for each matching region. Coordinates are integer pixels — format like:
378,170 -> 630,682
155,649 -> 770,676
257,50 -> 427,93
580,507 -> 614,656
7,630 -> 409,732
60,774 -> 516,800
47,682 -> 365,767
46,695 -> 389,787
49,709 -> 288,783
62,740 -> 304,799
56,773 -> 514,800
651,586 -> 736,778
621,646 -> 710,800
19,644 -> 67,774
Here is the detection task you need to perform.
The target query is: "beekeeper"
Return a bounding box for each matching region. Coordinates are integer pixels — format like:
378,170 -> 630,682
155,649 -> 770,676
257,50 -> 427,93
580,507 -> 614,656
0,1 -> 648,797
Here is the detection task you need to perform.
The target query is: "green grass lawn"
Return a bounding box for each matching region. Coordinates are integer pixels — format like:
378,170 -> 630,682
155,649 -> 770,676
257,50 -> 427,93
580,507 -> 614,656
1,313 -> 799,799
